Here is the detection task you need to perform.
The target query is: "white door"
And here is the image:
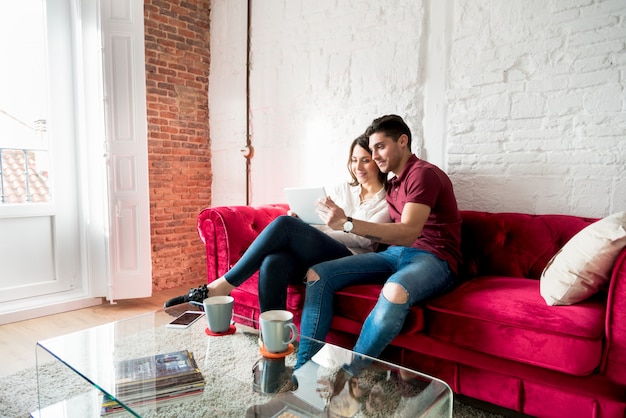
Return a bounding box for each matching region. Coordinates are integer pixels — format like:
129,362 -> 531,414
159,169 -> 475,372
0,0 -> 81,303
101,0 -> 152,300
0,0 -> 151,319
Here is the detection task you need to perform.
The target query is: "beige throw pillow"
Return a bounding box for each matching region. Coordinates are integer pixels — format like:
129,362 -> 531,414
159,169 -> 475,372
540,211 -> 626,306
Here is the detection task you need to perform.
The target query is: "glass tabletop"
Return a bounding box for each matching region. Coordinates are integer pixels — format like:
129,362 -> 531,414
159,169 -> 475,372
35,306 -> 452,417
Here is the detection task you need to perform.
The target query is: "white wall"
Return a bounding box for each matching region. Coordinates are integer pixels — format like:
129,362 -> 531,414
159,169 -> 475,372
209,0 -> 249,205
448,0 -> 626,216
210,0 -> 626,218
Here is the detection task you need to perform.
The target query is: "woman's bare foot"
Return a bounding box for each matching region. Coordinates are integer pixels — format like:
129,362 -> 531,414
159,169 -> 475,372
207,276 -> 235,296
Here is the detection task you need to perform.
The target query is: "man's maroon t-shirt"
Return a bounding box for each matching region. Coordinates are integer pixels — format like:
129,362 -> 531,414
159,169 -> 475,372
386,155 -> 462,275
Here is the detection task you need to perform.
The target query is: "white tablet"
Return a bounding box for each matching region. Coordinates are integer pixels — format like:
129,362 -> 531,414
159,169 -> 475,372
284,187 -> 327,225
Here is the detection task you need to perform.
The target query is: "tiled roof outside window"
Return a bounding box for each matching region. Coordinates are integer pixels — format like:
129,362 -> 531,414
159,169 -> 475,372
0,148 -> 49,203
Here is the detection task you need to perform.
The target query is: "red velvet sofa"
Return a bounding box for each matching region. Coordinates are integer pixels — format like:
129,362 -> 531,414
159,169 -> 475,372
197,204 -> 626,418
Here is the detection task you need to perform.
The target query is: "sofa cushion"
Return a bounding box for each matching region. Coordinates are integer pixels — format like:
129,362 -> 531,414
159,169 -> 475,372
426,277 -> 605,376
540,211 -> 626,306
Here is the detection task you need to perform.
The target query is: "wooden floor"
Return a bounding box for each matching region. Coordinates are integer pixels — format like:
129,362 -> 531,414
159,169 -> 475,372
0,283 -> 195,378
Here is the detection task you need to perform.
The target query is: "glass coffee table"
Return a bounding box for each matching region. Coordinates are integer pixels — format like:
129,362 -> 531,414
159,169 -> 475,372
34,306 -> 452,417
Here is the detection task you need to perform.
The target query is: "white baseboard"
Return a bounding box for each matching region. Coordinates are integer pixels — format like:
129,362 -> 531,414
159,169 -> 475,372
0,296 -> 104,325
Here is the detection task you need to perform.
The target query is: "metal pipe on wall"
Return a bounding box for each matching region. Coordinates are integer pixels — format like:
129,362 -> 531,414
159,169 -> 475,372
245,0 -> 253,205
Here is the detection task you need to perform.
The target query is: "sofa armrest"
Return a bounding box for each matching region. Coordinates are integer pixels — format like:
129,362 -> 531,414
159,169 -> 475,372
196,204 -> 289,284
602,248 -> 626,385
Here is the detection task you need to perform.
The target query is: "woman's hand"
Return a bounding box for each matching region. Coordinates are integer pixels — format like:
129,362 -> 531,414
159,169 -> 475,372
316,197 -> 347,230
287,209 -> 299,218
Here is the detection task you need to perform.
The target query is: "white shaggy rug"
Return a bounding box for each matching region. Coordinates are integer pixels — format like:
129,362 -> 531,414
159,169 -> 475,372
0,320 -> 506,418
0,367 -> 506,418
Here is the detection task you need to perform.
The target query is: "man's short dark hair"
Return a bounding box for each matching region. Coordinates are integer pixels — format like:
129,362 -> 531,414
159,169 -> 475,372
365,115 -> 412,149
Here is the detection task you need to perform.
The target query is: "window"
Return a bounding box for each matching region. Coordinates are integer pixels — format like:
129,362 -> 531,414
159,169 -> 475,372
0,1 -> 50,205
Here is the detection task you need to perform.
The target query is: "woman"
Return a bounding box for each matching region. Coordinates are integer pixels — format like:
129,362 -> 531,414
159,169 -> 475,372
205,134 -> 391,312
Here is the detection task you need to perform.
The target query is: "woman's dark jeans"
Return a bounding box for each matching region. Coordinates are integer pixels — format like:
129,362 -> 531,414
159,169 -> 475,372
224,215 -> 352,312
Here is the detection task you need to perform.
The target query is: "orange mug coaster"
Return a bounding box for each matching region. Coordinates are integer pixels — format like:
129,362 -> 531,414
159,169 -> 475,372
259,343 -> 294,359
205,325 -> 236,336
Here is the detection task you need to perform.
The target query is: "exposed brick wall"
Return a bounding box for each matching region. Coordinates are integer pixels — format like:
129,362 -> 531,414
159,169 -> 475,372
144,0 -> 211,291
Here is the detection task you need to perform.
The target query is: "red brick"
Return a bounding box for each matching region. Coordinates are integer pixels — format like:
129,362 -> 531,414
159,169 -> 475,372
145,0 -> 211,292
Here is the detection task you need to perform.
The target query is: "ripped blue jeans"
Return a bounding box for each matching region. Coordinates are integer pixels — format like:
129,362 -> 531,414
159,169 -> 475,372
295,246 -> 453,369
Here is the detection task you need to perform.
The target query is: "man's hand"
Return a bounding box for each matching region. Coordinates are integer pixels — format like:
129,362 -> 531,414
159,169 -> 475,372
317,199 -> 430,246
316,197 -> 347,230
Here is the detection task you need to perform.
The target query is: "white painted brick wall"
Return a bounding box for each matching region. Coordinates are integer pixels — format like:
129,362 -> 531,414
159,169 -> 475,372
447,0 -> 626,216
210,0 -> 626,217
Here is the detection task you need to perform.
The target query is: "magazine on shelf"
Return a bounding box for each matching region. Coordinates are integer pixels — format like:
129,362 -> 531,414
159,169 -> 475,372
101,350 -> 205,415
115,350 -> 201,384
101,388 -> 204,415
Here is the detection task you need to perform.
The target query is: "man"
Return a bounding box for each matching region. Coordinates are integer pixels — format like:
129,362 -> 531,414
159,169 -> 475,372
295,114 -> 462,372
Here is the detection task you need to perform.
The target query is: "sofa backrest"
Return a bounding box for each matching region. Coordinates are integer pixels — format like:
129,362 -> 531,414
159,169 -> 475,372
459,211 -> 599,281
